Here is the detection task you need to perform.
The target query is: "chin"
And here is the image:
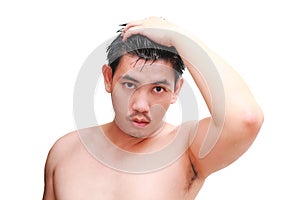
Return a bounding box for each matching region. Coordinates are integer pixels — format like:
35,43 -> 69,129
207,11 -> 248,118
125,127 -> 156,138
115,116 -> 165,138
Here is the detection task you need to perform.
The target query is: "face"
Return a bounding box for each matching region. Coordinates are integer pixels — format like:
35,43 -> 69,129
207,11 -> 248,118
103,54 -> 183,138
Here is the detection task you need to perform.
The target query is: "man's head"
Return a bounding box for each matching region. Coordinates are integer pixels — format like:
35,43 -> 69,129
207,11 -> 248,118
106,34 -> 185,82
102,34 -> 185,138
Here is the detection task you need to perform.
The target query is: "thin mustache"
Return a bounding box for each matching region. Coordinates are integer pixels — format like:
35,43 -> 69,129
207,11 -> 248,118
128,113 -> 151,122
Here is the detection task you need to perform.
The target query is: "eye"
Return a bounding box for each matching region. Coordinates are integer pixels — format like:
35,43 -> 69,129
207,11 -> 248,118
123,82 -> 136,89
153,86 -> 166,93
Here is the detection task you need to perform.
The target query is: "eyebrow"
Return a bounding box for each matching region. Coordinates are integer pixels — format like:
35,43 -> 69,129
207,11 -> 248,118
121,75 -> 140,83
151,80 -> 171,86
121,75 -> 171,86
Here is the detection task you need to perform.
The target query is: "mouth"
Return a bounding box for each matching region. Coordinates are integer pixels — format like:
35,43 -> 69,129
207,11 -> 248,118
132,121 -> 149,128
130,116 -> 150,128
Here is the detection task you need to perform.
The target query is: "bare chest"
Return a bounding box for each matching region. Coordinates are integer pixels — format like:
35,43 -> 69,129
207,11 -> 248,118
53,150 -> 202,200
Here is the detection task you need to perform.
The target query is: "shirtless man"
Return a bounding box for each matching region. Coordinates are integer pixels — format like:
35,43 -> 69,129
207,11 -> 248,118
43,17 -> 264,200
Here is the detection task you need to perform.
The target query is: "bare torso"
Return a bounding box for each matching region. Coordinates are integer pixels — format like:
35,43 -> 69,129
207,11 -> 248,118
51,124 -> 204,200
43,16 -> 264,200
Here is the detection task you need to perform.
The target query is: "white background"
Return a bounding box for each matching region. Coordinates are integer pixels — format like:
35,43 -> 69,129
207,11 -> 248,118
1,0 -> 299,199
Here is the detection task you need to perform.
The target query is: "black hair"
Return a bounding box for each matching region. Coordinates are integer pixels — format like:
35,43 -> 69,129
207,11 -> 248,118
106,34 -> 185,81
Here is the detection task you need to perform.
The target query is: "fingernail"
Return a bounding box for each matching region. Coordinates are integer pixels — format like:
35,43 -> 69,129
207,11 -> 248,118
116,28 -> 124,33
119,23 -> 127,26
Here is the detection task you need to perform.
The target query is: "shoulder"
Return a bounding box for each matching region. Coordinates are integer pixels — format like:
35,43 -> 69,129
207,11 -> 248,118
51,131 -> 79,155
45,130 -> 81,170
45,126 -> 102,166
43,130 -> 83,199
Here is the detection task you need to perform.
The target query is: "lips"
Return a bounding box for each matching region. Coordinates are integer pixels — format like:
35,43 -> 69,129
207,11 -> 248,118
132,121 -> 149,128
130,116 -> 150,128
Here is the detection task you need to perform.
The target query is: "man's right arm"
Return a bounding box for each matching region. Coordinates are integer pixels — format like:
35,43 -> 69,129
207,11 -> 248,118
42,144 -> 58,200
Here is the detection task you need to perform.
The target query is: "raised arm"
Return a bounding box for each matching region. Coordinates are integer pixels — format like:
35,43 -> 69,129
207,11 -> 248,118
122,17 -> 264,178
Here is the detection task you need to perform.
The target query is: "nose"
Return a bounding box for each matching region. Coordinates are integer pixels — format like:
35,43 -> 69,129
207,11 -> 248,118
130,89 -> 150,113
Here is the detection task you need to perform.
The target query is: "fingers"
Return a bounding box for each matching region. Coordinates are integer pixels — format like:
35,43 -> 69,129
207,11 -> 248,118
122,26 -> 145,42
120,19 -> 145,42
119,17 -> 168,42
122,20 -> 144,33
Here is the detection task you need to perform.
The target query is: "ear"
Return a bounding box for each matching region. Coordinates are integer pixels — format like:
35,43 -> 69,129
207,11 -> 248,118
102,64 -> 113,93
171,78 -> 184,104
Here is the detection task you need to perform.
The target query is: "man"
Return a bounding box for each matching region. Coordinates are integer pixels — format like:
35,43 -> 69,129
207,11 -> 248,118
43,17 -> 264,200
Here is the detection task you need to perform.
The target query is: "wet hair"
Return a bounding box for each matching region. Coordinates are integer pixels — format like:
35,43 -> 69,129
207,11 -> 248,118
106,34 -> 185,81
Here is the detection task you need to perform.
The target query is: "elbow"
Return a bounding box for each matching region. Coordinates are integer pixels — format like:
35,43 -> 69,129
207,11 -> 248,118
241,107 -> 264,136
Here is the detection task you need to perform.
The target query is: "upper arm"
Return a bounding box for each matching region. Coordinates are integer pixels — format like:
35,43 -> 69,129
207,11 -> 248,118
42,132 -> 78,200
42,148 -> 56,200
190,113 -> 263,178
